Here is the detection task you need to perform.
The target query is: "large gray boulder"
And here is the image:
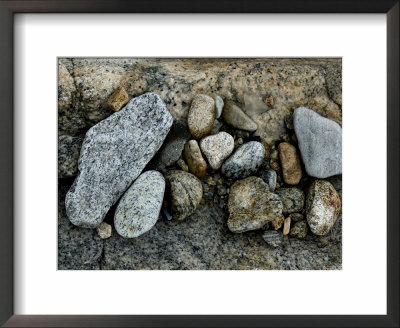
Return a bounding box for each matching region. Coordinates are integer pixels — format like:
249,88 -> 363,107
65,93 -> 173,228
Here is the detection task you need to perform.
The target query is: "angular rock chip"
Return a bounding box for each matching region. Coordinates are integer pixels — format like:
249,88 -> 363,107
184,140 -> 208,179
58,135 -> 82,178
262,230 -> 283,247
200,132 -> 234,170
115,171 -> 165,238
294,107 -> 342,178
222,100 -> 258,131
108,86 -> 129,112
188,94 -> 215,139
306,180 -> 341,236
278,142 -> 302,185
65,92 -> 173,228
276,187 -> 305,215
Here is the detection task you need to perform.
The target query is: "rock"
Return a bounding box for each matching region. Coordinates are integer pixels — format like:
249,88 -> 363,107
284,115 -> 294,130
200,132 -> 234,170
184,140 -> 208,179
108,86 -> 129,112
306,180 -> 341,236
222,100 -> 258,131
214,95 -> 224,118
65,92 -> 173,228
216,185 -> 227,196
261,140 -> 270,159
115,171 -> 165,238
221,141 -> 265,179
210,120 -> 223,135
289,213 -> 304,222
244,93 -> 270,114
187,94 -> 215,139
271,214 -> 285,230
58,135 -> 82,178
294,107 -> 342,178
164,170 -> 203,221
264,95 -> 274,107
283,217 -> 291,236
278,142 -> 302,185
276,188 -> 305,215
290,221 -> 308,239
227,177 -> 283,233
262,230 -> 283,247
96,222 -> 112,239
177,158 -> 189,172
259,169 -> 277,191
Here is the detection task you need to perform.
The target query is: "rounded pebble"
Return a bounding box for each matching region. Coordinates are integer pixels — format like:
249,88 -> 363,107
200,132 -> 234,170
188,94 -> 215,139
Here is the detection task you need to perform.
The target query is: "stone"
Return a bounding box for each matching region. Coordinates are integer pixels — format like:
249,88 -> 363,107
278,142 -> 302,185
184,140 -> 208,179
262,230 -> 283,248
115,171 -> 165,238
283,217 -> 291,236
306,180 -> 341,236
244,93 -> 270,114
261,140 -> 271,159
222,100 -> 258,131
227,177 -> 283,233
271,214 -> 285,230
276,188 -> 305,215
187,94 -> 215,139
96,222 -> 112,239
221,141 -> 265,179
294,107 -> 342,178
210,120 -> 223,135
164,170 -> 203,221
289,213 -> 304,222
290,221 -> 308,239
58,135 -> 82,178
199,132 -> 234,170
259,169 -> 277,191
264,95 -> 274,107
177,158 -> 189,172
214,95 -> 224,118
108,86 -> 129,112
65,92 -> 173,228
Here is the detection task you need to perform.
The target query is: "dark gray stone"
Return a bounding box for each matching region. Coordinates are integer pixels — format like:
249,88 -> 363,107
58,135 -> 82,178
259,169 -> 277,191
276,187 -> 305,214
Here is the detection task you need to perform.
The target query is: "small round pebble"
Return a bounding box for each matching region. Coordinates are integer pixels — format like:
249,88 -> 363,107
188,94 -> 215,139
96,222 -> 112,239
200,132 -> 234,170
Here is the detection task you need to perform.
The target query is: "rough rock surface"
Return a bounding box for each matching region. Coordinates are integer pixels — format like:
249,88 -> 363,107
222,141 -> 265,179
244,93 -> 270,115
306,180 -> 341,236
114,171 -> 165,238
290,220 -> 308,239
276,188 -> 305,215
200,132 -> 234,170
259,169 -> 277,191
278,142 -> 302,185
65,92 -> 173,228
184,140 -> 208,179
187,94 -> 215,139
294,107 -> 342,178
58,135 -> 82,178
222,100 -> 258,131
262,230 -> 283,248
108,86 -> 129,112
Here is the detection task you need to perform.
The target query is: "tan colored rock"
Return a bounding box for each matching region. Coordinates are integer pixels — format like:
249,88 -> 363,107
177,158 -> 189,172
222,100 -> 258,131
108,86 -> 129,112
261,140 -> 270,159
96,222 -> 112,239
271,214 -> 285,230
283,217 -> 291,235
264,95 -> 274,107
278,142 -> 302,185
188,94 -> 215,139
184,140 -> 208,179
290,220 -> 308,239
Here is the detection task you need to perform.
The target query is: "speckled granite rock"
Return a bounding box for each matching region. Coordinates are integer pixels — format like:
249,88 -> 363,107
58,135 -> 82,178
184,140 -> 208,179
289,213 -> 304,222
259,169 -> 277,191
214,95 -> 224,118
278,142 -> 302,185
306,180 -> 341,236
221,141 -> 265,179
188,94 -> 215,139
294,107 -> 342,178
200,132 -> 234,170
65,92 -> 173,228
164,170 -> 203,221
222,100 -> 258,131
290,220 -> 308,239
115,171 -> 165,238
276,188 -> 305,215
227,177 -> 282,233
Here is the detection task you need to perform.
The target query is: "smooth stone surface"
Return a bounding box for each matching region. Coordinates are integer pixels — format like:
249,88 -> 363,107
262,230 -> 283,248
306,180 -> 341,236
276,188 -> 305,215
221,141 -> 265,179
96,222 -> 112,239
65,92 -> 173,228
294,107 -> 342,178
214,95 -> 224,119
283,217 -> 291,236
278,142 -> 302,185
115,171 -> 165,238
164,170 -> 203,221
184,140 -> 208,179
58,135 -> 82,178
108,86 -> 129,112
290,221 -> 308,239
227,177 -> 283,233
244,93 -> 270,114
222,100 -> 258,131
259,169 -> 277,191
187,94 -> 215,139
200,132 -> 234,170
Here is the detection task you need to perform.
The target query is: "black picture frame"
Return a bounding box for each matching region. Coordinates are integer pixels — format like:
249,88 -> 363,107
0,1 -> 398,327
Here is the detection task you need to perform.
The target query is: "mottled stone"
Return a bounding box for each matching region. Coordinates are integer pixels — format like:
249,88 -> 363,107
264,95 -> 274,107
227,177 -> 282,233
58,135 -> 82,178
210,120 -> 223,135
261,140 -> 271,159
115,171 -> 165,238
271,214 -> 285,230
222,100 -> 258,131
177,158 -> 189,172
200,132 -> 234,170
188,94 -> 215,139
184,140 -> 208,179
279,142 -> 302,185
65,92 -> 173,228
244,93 -> 270,114
221,141 -> 265,179
294,107 -> 342,178
214,95 -> 224,119
276,188 -> 305,215
164,170 -> 203,221
289,213 -> 304,222
283,217 -> 291,236
262,230 -> 283,248
306,180 -> 341,236
108,86 -> 129,112
259,169 -> 277,191
290,221 -> 308,239
96,222 -> 112,239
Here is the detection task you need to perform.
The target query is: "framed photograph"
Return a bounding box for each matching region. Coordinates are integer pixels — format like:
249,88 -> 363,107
1,1 -> 398,327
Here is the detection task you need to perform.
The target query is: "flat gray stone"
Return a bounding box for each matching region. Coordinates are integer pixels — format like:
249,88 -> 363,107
58,135 -> 83,178
222,100 -> 258,132
275,187 -> 305,215
294,107 -> 342,178
65,92 -> 173,228
114,171 -> 165,238
221,141 -> 265,179
262,230 -> 283,248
